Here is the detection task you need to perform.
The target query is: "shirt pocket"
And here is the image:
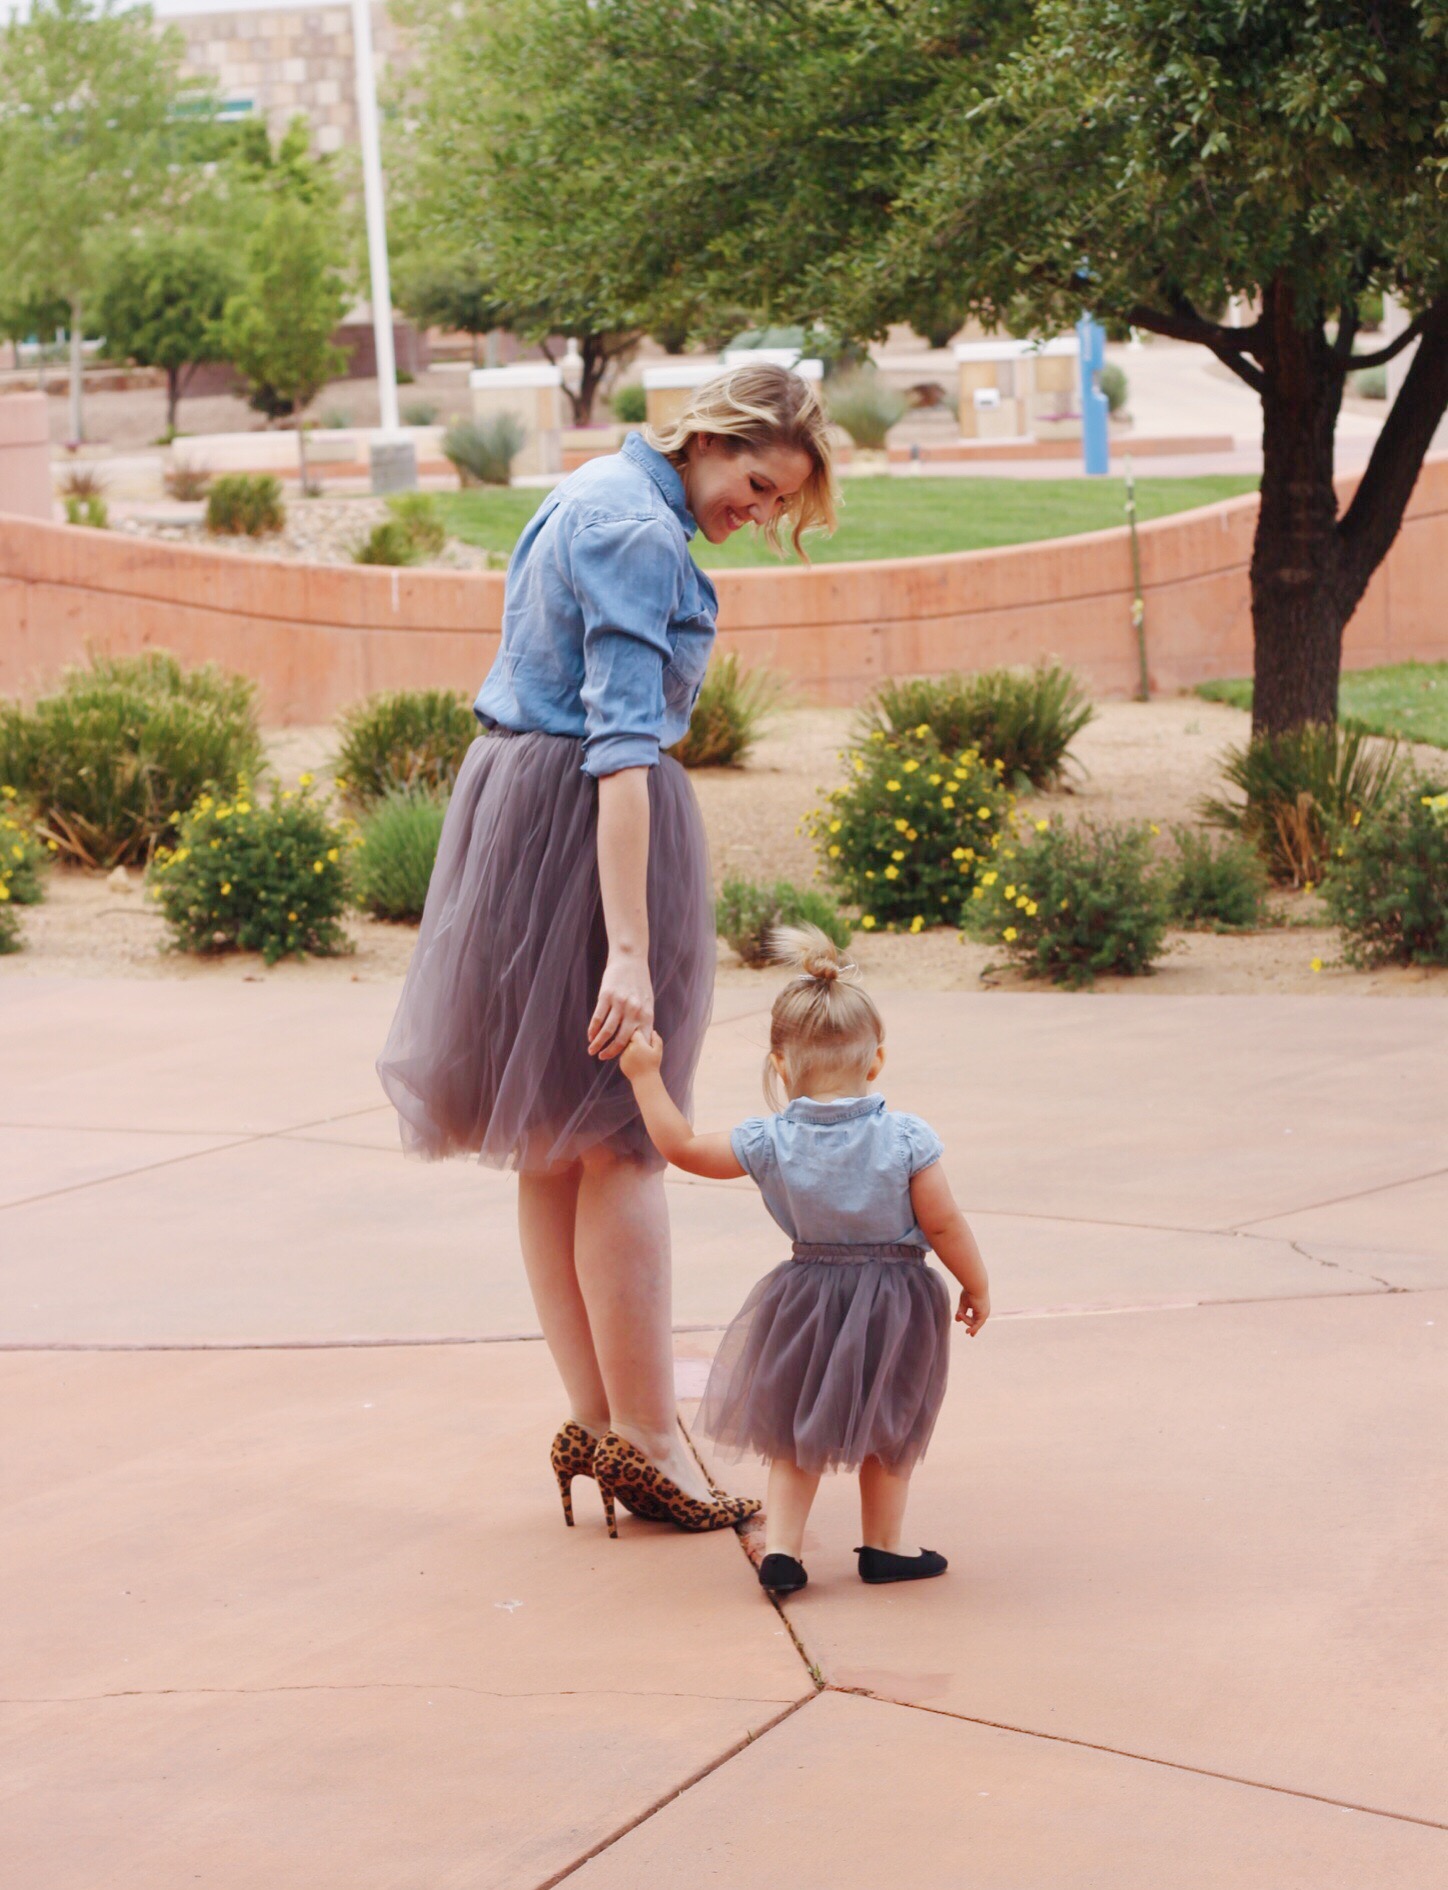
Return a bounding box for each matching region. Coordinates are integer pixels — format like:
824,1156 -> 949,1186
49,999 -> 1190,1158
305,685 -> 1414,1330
662,620 -> 715,723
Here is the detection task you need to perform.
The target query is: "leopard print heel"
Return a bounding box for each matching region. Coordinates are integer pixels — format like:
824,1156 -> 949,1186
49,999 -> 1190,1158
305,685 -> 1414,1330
592,1432 -> 761,1537
549,1420 -> 600,1529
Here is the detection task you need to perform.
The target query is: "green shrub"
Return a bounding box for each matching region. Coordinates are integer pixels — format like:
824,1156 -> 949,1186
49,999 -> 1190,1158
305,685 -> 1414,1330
1167,827 -> 1269,930
1098,362 -> 1129,414
334,688 -> 478,810
64,493 -> 109,529
1201,724 -> 1404,886
825,368 -> 907,449
611,383 -> 647,424
321,408 -> 350,429
1348,365 -> 1387,400
0,789 -> 52,904
443,414 -> 526,486
0,651 -> 263,868
716,875 -> 853,966
351,789 -> 448,921
1324,781 -> 1448,967
808,732 -> 1015,931
668,655 -> 786,768
354,520 -> 420,566
386,492 -> 446,557
973,817 -> 1168,987
857,664 -> 1095,789
206,473 -> 285,537
148,778 -> 352,965
402,399 -> 440,426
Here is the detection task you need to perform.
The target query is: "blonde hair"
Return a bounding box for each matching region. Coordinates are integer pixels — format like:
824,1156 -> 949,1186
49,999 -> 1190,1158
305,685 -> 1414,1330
647,362 -> 838,558
763,924 -> 884,1109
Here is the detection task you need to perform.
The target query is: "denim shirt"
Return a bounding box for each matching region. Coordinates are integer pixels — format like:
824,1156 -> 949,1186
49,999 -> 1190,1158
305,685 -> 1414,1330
730,1095 -> 945,1248
474,433 -> 719,777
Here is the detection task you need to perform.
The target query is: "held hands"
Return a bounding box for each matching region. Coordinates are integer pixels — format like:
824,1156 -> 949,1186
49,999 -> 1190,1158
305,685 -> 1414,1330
620,1028 -> 665,1082
588,952 -> 653,1062
955,1289 -> 990,1337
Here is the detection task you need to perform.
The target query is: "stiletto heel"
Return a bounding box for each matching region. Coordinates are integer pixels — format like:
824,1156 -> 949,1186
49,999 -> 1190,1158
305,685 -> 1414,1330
549,1420 -> 599,1530
555,1466 -> 576,1527
599,1479 -> 618,1540
593,1432 -> 761,1535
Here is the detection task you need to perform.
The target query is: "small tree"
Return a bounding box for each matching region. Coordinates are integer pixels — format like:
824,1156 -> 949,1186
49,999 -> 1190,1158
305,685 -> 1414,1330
221,195 -> 348,488
394,258 -> 511,367
97,231 -> 236,433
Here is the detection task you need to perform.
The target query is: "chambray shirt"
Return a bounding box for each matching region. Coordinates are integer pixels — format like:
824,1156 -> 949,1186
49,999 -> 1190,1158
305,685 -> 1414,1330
730,1095 -> 945,1249
474,433 -> 719,777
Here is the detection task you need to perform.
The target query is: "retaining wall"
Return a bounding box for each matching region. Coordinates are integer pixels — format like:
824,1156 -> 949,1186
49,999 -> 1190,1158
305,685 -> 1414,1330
1,456 -> 1444,723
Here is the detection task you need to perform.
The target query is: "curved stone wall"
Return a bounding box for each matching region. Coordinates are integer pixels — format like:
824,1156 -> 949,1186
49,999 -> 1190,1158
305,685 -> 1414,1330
1,456 -> 1444,723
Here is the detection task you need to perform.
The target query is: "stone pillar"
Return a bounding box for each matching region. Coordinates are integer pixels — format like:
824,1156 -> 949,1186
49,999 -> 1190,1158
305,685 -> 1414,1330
642,363 -> 720,433
468,364 -> 564,477
0,393 -> 52,520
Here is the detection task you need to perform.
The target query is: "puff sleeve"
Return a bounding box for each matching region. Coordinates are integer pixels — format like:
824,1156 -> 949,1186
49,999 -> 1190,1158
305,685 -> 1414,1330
895,1112 -> 945,1176
730,1116 -> 777,1182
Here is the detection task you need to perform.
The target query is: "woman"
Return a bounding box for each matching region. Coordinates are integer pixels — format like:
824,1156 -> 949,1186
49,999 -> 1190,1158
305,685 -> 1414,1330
378,363 -> 837,1531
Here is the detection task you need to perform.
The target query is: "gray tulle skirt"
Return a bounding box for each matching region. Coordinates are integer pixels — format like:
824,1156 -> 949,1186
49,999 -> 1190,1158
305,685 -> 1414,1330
376,728 -> 715,1172
696,1243 -> 952,1475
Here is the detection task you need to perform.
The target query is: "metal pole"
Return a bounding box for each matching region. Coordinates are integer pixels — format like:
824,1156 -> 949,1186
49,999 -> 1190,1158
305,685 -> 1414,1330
1125,456 -> 1149,700
351,0 -> 398,435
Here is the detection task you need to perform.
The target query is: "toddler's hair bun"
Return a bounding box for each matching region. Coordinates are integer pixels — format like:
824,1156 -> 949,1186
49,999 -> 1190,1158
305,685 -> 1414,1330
766,922 -> 857,984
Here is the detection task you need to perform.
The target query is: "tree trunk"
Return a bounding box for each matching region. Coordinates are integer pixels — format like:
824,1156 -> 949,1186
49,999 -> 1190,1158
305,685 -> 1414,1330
1248,281 -> 1349,737
68,300 -> 84,444
297,418 -> 311,494
166,367 -> 181,436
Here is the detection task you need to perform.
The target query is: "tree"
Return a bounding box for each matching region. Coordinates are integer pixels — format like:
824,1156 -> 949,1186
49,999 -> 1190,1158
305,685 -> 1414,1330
393,257 -> 511,367
0,0 -> 202,441
502,0 -> 1448,736
221,194 -> 349,488
96,231 -> 237,433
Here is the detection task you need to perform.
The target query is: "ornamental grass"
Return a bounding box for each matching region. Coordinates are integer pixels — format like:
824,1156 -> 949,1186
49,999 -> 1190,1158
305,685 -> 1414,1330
351,789 -> 447,922
716,875 -> 853,967
333,689 -> 479,811
856,663 -> 1094,789
669,655 -> 788,768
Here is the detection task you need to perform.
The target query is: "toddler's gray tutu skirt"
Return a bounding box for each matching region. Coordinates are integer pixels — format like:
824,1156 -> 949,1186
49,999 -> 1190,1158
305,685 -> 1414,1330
376,728 -> 714,1172
697,1242 -> 952,1475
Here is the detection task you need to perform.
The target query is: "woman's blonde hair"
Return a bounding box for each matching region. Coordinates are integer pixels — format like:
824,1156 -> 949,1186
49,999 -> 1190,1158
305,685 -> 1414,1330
763,924 -> 884,1109
647,362 -> 838,558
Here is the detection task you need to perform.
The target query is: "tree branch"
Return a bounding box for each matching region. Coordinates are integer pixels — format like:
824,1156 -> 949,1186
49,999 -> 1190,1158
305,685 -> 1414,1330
1125,302 -> 1267,395
1345,308 -> 1434,371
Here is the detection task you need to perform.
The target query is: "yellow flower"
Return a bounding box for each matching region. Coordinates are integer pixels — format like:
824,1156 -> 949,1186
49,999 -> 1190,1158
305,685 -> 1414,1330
913,723 -> 931,739
951,847 -> 966,861
0,785 -> 14,799
870,730 -> 885,743
1310,957 -> 1323,973
909,914 -> 924,934
903,759 -> 920,773
1035,818 -> 1049,833
854,757 -> 866,775
906,827 -> 918,841
236,801 -> 251,815
885,779 -> 901,792
327,847 -> 340,863
891,849 -> 905,862
1025,901 -> 1038,916
220,881 -> 231,895
971,885 -> 985,900
941,796 -> 955,810
865,869 -> 876,880
928,774 -> 942,786
993,759 -> 1005,773
829,818 -> 842,833
0,883 -> 9,902
10,843 -> 20,859
1004,884 -> 1016,899
1303,880 -> 1315,894
299,772 -> 314,787
884,866 -> 900,880
313,860 -> 325,874
894,817 -> 909,833
861,914 -> 877,930
982,870 -> 998,885
826,843 -> 839,858
977,806 -> 990,819
1002,925 -> 1017,942
1059,898 -> 1069,910
288,910 -> 298,921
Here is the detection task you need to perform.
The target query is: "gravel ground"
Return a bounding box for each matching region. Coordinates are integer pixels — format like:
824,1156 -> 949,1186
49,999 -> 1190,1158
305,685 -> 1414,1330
5,698 -> 1444,996
117,495 -> 497,570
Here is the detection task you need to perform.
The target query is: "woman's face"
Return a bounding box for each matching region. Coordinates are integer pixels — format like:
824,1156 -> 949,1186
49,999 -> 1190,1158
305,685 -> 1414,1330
682,434 -> 814,544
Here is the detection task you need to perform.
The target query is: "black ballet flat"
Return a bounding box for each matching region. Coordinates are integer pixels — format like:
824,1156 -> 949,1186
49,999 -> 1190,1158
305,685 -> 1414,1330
758,1552 -> 809,1595
855,1545 -> 948,1584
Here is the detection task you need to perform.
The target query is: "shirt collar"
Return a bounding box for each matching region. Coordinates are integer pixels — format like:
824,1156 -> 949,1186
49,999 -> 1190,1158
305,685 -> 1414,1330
782,1095 -> 887,1126
620,431 -> 697,538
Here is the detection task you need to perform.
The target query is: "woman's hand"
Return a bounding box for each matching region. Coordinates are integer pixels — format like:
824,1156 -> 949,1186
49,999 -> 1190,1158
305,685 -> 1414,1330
955,1288 -> 990,1336
588,950 -> 654,1061
620,1028 -> 665,1082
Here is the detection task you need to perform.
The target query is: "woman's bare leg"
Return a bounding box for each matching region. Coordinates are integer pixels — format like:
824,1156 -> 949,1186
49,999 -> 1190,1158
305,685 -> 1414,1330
517,1164 -> 609,1436
764,1459 -> 821,1560
573,1144 -> 713,1502
859,1456 -> 916,1553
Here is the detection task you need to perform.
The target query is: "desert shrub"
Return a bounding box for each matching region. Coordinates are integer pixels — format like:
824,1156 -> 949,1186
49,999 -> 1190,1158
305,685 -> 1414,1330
351,789 -> 447,921
164,461 -> 212,502
668,655 -> 786,768
59,465 -> 106,500
825,368 -> 907,449
808,732 -> 1015,931
972,817 -> 1168,987
716,875 -> 853,966
1098,362 -> 1129,414
1201,724 -> 1404,886
148,778 -> 352,965
321,408 -> 350,429
1167,827 -> 1269,930
0,789 -> 52,904
857,664 -> 1094,789
611,383 -> 647,424
443,414 -> 526,486
354,520 -> 419,566
1348,365 -> 1387,400
386,492 -> 446,557
206,473 -> 285,537
0,651 -> 263,868
64,494 -> 109,529
1324,780 -> 1448,967
402,399 -> 440,426
334,688 -> 478,810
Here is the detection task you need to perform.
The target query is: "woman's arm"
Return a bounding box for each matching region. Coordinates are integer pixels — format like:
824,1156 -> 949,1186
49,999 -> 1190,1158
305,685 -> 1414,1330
910,1163 -> 991,1334
620,1031 -> 746,1179
588,766 -> 653,1061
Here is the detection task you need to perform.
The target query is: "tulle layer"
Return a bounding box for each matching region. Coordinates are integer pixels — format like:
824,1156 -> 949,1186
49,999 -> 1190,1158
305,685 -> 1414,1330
376,729 -> 715,1172
696,1246 -> 952,1475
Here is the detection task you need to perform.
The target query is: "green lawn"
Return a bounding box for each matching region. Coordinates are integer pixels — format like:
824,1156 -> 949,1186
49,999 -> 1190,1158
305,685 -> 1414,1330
435,472 -> 1258,569
1196,664 -> 1448,749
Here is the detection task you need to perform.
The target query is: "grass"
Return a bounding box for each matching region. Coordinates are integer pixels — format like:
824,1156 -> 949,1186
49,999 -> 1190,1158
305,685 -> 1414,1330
434,474 -> 1258,569
1196,663 -> 1448,750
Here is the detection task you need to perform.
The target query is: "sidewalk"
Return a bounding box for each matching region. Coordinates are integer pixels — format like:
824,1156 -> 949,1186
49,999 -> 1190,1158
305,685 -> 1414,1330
2,979 -> 1445,1886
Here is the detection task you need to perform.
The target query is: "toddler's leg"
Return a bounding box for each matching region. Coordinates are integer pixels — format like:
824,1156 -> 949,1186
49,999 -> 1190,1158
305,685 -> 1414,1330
858,1455 -> 915,1554
765,1458 -> 821,1559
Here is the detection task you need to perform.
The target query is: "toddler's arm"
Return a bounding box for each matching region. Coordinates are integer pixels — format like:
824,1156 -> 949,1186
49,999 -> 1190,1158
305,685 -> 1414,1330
620,1030 -> 747,1180
910,1162 -> 991,1335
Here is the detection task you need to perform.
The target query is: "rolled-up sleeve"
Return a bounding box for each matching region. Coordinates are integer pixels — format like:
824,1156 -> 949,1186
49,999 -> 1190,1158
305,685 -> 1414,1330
568,515 -> 686,777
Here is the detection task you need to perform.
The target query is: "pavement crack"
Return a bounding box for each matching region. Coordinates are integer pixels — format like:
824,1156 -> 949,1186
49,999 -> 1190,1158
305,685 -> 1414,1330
1283,1239 -> 1401,1293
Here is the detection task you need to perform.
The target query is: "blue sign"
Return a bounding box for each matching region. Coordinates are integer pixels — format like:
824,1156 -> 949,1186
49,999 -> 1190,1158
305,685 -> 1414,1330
1077,314 -> 1109,476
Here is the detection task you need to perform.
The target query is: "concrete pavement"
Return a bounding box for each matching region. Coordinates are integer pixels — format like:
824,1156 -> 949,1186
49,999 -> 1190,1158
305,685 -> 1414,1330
1,978 -> 1445,1885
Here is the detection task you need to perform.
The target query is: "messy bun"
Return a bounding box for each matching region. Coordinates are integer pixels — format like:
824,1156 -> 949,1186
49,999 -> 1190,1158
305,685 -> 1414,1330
764,925 -> 883,1108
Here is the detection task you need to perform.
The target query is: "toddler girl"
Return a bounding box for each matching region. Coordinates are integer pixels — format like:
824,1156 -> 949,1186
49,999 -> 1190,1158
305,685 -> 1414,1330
620,926 -> 989,1594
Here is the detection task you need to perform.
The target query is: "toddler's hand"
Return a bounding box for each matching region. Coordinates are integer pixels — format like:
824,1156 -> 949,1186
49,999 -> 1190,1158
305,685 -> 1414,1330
956,1289 -> 989,1336
620,1028 -> 665,1082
